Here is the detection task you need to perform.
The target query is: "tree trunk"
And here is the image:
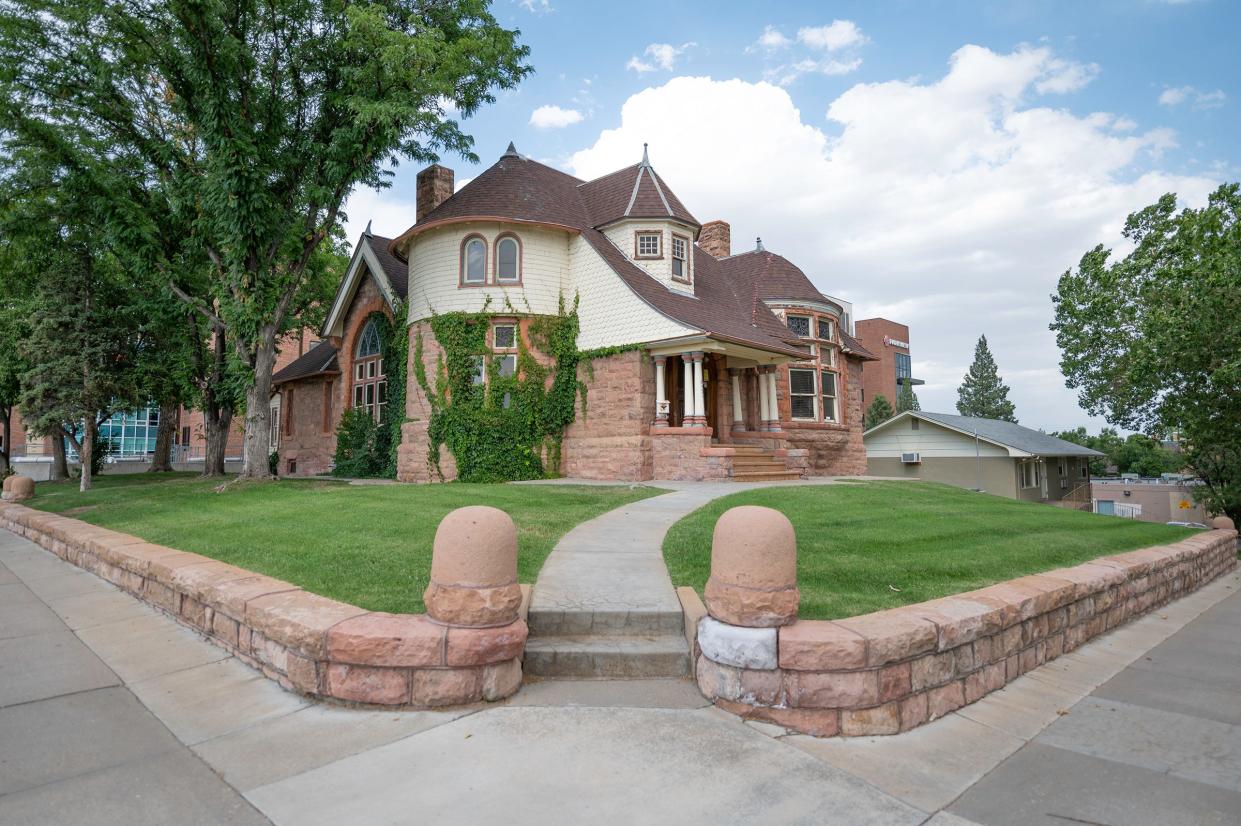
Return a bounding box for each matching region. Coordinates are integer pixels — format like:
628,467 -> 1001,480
202,404 -> 232,477
148,401 -> 178,472
75,420 -> 95,492
240,328 -> 278,479
50,430 -> 70,481
1,407 -> 10,476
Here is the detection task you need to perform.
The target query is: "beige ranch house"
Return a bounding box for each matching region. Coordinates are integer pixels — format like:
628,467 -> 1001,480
864,410 -> 1103,503
273,143 -> 878,481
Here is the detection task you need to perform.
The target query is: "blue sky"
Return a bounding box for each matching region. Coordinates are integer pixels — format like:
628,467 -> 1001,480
343,0 -> 1239,431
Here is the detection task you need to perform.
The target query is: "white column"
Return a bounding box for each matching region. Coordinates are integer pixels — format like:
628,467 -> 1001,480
691,353 -> 706,428
758,368 -> 770,425
766,370 -> 781,431
654,356 -> 668,427
682,355 -> 694,425
729,369 -> 744,431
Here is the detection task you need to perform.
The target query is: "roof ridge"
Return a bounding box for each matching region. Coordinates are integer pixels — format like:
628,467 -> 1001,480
646,167 -> 674,217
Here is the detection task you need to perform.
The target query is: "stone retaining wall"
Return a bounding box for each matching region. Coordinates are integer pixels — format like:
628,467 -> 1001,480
0,501 -> 526,708
695,527 -> 1237,737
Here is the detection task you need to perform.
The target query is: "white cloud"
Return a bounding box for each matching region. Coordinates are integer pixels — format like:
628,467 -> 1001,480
759,20 -> 869,85
529,104 -> 585,129
627,42 -> 695,74
797,20 -> 868,51
571,45 -> 1217,431
340,186 -> 417,243
1034,57 -> 1100,93
516,0 -> 552,14
1159,85 -> 1226,109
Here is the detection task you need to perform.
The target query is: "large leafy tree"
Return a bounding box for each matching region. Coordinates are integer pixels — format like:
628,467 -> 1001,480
956,335 -> 1017,422
1052,184 -> 1241,520
864,394 -> 894,430
0,285 -> 27,475
896,382 -> 920,414
0,0 -> 531,479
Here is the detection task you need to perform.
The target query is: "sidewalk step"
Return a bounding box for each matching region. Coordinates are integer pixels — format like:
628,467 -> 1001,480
732,470 -> 803,481
523,635 -> 691,678
528,608 -> 685,637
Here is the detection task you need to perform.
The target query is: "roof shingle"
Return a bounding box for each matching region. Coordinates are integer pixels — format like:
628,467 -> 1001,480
272,341 -> 340,385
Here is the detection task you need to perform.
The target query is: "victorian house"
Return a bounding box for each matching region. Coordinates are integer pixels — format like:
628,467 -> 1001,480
273,143 -> 875,481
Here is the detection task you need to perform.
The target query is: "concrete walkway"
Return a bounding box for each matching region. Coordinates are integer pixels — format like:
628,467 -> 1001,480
2,522 -> 1239,825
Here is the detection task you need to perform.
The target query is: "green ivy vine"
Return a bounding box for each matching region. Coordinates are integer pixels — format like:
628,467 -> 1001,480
414,294 -> 611,482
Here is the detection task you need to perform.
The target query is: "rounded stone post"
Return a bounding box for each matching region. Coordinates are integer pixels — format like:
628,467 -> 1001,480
2,475 -> 34,502
424,506 -> 522,627
1211,515 -> 1235,531
704,506 -> 799,627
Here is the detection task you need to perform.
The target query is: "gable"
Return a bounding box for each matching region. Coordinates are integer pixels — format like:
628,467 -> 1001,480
322,237 -> 401,339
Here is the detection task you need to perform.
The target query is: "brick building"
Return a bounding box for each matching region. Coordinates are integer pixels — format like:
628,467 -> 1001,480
276,143 -> 878,481
854,317 -> 921,409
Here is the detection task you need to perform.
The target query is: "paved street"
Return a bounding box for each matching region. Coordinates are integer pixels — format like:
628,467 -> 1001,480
1,524 -> 1238,825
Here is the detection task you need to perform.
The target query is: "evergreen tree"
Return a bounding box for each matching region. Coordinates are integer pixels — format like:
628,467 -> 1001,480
896,382 -> 921,413
864,394 -> 895,430
956,335 -> 1017,422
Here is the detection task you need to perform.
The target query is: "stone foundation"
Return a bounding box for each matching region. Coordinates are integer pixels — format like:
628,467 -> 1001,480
561,350 -> 654,481
695,529 -> 1237,737
0,501 -> 524,707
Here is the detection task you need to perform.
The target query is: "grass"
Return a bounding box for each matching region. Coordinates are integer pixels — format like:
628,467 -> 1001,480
663,481 -> 1203,620
28,472 -> 663,614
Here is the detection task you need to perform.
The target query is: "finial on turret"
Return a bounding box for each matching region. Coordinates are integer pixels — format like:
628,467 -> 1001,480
642,142 -> 650,166
756,236 -> 764,251
364,219 -> 372,237
503,141 -> 520,158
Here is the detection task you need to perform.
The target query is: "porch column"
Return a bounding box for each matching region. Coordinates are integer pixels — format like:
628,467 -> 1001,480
766,369 -> 782,432
757,367 -> 771,426
729,368 -> 744,432
691,352 -> 706,428
682,355 -> 695,425
653,355 -> 668,427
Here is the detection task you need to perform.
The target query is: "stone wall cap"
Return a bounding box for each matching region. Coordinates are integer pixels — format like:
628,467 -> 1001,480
245,590 -> 369,659
778,620 -> 867,671
835,607 -> 938,667
328,612 -> 448,667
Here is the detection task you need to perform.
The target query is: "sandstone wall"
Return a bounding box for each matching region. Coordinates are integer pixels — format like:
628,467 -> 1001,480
561,350 -> 654,481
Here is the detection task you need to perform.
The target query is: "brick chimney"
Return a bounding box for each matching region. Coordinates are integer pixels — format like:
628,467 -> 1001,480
699,220 -> 731,258
416,164 -> 455,222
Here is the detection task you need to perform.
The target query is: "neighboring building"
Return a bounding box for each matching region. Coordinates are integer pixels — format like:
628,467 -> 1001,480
854,318 -> 921,408
864,411 -> 1102,502
1091,478 -> 1210,524
275,142 -> 879,481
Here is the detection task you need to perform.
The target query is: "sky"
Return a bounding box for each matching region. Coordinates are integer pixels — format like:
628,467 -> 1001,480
341,0 -> 1239,433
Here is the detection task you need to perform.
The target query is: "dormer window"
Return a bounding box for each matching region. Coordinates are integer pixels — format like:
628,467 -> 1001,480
496,235 -> 521,283
671,234 -> 690,282
635,231 -> 662,259
786,315 -> 811,338
461,236 -> 486,285
817,318 -> 835,341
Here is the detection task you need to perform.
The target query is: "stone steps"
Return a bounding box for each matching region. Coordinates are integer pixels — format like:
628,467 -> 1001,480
523,635 -> 691,679
528,608 -> 685,637
732,469 -> 803,482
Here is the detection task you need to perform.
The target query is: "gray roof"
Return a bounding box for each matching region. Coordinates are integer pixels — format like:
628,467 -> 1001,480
911,412 -> 1104,457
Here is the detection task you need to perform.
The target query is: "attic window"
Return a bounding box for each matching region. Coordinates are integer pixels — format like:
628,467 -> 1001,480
671,235 -> 690,282
636,231 -> 661,259
786,315 -> 811,338
911,418 -> 920,430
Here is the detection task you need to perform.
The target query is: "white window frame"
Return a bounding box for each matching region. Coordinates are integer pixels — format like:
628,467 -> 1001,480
671,235 -> 689,281
820,369 -> 839,423
636,232 -> 661,258
1020,460 -> 1041,490
463,237 -> 487,284
493,324 -> 517,351
1080,459 -> 1090,479
788,368 -> 818,421
496,236 -> 520,283
817,317 -> 835,341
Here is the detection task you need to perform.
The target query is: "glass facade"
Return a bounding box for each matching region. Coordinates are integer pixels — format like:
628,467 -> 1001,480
100,406 -> 161,458
895,352 -> 912,384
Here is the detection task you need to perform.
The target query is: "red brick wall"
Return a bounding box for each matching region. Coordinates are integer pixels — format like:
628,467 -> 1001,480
854,318 -> 911,408
277,376 -> 338,476
561,350 -> 654,481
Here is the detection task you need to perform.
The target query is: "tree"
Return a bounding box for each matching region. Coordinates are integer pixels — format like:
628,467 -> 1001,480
1052,184 -> 1241,521
0,0 -> 531,479
956,335 -> 1017,422
0,279 -> 28,476
896,382 -> 920,413
1115,434 -> 1180,478
864,394 -> 895,430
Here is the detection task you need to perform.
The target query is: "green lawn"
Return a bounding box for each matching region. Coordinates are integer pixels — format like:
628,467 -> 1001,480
663,481 -> 1203,620
28,473 -> 663,614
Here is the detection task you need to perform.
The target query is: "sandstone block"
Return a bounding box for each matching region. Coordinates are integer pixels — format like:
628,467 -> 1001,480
836,607 -> 938,667
696,654 -> 742,701
2,475 -> 33,502
286,652 -> 319,694
326,663 -> 410,705
211,613 -> 241,648
410,667 -> 484,707
927,680 -> 965,720
915,596 -> 1005,650
246,590 -> 368,659
787,669 -> 878,709
206,575 -> 299,620
715,698 -> 840,738
482,658 -> 523,701
170,560 -> 259,603
900,693 -> 929,731
777,620 -> 867,671
424,581 -> 523,628
841,702 -> 900,736
328,612 -> 447,667
910,651 -> 956,691
445,620 -> 528,666
878,661 -> 912,703
739,667 -> 784,705
697,617 -> 778,670
704,505 -> 798,627
430,506 -> 518,588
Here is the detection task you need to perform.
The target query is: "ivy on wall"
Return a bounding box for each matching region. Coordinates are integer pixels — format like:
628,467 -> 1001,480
415,295 -> 600,482
332,306 -> 408,478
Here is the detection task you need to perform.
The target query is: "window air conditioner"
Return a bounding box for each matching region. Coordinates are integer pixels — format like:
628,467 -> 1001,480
900,452 -> 921,464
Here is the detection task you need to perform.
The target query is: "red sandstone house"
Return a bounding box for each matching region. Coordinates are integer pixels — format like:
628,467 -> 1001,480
274,143 -> 878,482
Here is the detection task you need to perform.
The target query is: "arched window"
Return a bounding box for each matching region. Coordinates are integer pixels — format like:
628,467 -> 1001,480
496,235 -> 521,283
352,319 -> 386,421
462,236 -> 487,285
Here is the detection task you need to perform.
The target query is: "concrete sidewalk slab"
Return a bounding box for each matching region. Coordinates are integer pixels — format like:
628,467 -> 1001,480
0,582 -> 66,640
0,630 -> 120,708
1095,660 -> 1241,725
948,741 -> 1241,826
43,587 -> 157,630
245,705 -> 926,826
76,612 -> 231,683
503,677 -> 709,708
